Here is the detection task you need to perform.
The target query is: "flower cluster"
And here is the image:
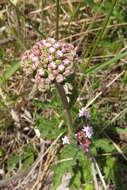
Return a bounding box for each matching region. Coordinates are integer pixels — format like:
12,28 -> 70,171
62,108 -> 93,153
21,38 -> 76,91
76,126 -> 93,152
62,125 -> 93,152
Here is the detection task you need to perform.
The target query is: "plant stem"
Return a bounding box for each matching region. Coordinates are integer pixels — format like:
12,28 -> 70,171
56,83 -> 73,135
41,0 -> 45,39
56,0 -> 59,41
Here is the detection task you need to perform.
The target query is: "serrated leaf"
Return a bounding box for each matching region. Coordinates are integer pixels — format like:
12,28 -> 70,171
94,139 -> 115,152
36,114 -> 62,139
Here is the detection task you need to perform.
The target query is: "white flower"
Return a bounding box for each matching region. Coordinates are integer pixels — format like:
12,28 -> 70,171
82,126 -> 93,138
62,136 -> 70,145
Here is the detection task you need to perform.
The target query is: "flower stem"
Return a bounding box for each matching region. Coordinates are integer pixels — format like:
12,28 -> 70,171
56,0 -> 59,41
56,83 -> 73,135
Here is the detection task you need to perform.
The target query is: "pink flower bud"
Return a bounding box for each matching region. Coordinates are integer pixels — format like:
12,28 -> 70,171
31,63 -> 36,70
62,59 -> 70,66
32,56 -> 39,62
49,47 -> 55,53
68,56 -> 73,61
52,70 -> 58,76
64,68 -> 72,76
56,50 -> 63,57
58,64 -> 65,72
53,43 -> 60,49
23,68 -> 30,75
45,78 -> 50,84
33,45 -> 38,49
48,55 -> 54,61
48,38 -> 56,44
45,42 -> 52,48
49,73 -> 55,80
56,74 -> 65,83
49,62 -> 57,69
34,61 -> 40,67
37,68 -> 45,76
28,54 -> 34,59
34,49 -> 41,56
39,82 -> 45,88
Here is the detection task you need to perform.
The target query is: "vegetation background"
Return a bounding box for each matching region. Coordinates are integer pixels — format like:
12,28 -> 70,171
0,0 -> 127,189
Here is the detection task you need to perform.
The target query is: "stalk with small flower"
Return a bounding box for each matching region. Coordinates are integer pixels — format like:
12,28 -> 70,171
21,37 -> 95,189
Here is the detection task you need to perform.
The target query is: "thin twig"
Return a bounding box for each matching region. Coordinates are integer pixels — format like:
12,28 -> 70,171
91,154 -> 108,190
88,153 -> 98,190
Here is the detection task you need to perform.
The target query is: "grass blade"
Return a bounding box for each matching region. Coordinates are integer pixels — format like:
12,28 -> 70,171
86,51 -> 127,74
0,61 -> 20,85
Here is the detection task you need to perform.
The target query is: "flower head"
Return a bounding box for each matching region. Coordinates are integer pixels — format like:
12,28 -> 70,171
78,107 -> 90,118
21,38 -> 76,91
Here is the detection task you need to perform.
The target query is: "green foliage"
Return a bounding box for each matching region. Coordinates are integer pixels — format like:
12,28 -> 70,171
104,157 -> 124,190
7,143 -> 35,174
93,139 -> 115,152
51,142 -> 93,190
35,114 -> 63,139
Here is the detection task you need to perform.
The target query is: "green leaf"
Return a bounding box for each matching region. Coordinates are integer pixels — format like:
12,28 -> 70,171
21,153 -> 34,170
69,170 -> 81,190
84,184 -> 93,190
7,155 -> 20,171
0,61 -> 20,85
36,114 -> 62,139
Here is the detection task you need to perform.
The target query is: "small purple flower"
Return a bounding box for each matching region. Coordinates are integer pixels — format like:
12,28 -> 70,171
82,126 -> 93,139
62,136 -> 70,145
78,107 -> 90,118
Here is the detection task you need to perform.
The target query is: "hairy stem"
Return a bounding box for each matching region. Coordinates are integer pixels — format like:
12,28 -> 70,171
56,83 -> 73,135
